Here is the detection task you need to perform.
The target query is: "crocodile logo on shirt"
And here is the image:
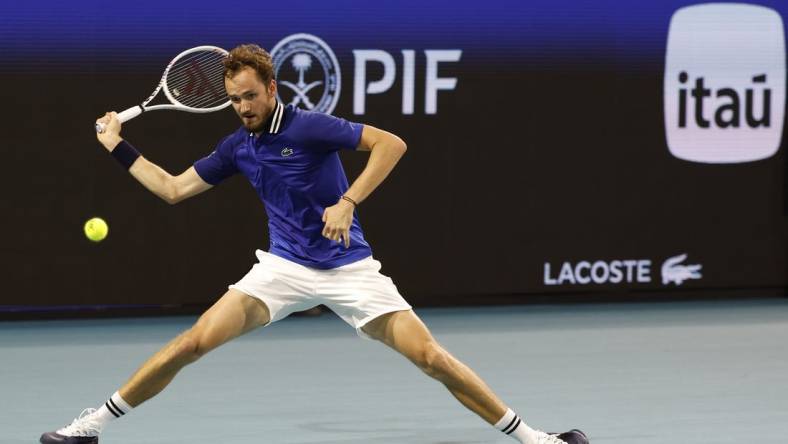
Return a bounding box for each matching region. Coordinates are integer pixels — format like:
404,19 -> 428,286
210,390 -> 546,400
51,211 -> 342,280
281,147 -> 294,157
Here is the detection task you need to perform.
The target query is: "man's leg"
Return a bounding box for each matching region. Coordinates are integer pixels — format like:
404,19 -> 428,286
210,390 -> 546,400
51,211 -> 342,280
119,289 -> 270,406
41,289 -> 270,443
361,310 -> 584,444
361,309 -> 506,423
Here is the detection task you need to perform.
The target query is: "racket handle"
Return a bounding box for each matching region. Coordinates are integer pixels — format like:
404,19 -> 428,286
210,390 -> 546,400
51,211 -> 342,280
95,106 -> 143,133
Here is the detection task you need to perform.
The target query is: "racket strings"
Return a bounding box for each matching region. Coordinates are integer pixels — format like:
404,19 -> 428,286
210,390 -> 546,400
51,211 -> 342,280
167,66 -> 226,107
168,51 -> 223,82
170,78 -> 226,108
166,50 -> 228,109
167,64 -> 225,104
167,67 -> 221,92
167,65 -> 223,92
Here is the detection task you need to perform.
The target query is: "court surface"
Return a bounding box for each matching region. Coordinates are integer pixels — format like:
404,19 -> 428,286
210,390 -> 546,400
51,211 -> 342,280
2,298 -> 787,443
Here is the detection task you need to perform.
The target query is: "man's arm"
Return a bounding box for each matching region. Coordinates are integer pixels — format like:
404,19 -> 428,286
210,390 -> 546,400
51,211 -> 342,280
96,112 -> 213,205
321,124 -> 407,246
346,124 -> 407,204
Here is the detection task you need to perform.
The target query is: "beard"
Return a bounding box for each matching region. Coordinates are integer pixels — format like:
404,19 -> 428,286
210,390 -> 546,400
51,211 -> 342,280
236,97 -> 276,133
240,113 -> 265,133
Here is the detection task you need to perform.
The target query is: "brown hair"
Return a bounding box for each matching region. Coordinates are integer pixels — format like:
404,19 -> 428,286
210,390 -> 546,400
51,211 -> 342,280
223,44 -> 275,83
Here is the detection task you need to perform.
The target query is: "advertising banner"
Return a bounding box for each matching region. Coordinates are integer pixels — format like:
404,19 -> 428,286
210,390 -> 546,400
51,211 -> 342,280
1,1 -> 785,310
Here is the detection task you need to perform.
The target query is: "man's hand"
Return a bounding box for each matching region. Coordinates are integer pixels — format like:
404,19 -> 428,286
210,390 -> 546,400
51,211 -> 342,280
95,112 -> 123,152
321,198 -> 355,248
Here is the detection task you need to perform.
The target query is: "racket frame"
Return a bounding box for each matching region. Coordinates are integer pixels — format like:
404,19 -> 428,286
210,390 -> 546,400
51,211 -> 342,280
96,45 -> 231,133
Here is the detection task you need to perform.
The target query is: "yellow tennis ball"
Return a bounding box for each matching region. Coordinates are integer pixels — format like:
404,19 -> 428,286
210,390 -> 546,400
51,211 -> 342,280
84,217 -> 109,242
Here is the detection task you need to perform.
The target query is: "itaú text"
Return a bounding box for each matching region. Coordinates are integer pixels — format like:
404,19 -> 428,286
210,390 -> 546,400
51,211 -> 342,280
543,260 -> 652,285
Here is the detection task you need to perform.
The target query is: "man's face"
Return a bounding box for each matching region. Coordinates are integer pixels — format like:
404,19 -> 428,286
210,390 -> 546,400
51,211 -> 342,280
225,66 -> 277,133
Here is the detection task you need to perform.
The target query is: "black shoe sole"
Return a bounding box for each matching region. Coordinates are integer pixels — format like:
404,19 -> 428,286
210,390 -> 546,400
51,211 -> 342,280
40,431 -> 98,444
556,429 -> 589,444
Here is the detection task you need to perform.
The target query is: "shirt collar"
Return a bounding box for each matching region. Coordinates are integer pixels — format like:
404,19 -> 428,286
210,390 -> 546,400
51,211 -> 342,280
250,100 -> 286,137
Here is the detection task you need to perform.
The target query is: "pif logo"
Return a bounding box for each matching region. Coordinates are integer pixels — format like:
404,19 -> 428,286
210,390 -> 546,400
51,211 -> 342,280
664,4 -> 785,163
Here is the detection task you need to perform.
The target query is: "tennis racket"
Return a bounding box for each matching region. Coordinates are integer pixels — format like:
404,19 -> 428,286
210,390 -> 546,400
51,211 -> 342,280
95,45 -> 231,133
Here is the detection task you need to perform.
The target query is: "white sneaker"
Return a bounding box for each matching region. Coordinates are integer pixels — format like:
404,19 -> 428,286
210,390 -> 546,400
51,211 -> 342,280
40,408 -> 101,443
534,430 -> 568,444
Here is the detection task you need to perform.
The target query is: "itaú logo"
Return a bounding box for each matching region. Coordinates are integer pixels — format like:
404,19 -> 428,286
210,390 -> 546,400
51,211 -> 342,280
663,3 -> 785,164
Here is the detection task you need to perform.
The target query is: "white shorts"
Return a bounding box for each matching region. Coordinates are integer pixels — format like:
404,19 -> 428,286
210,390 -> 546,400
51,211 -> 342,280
229,250 -> 412,337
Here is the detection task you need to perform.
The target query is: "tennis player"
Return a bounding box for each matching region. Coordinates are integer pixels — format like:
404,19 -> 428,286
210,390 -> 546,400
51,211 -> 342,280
41,44 -> 587,444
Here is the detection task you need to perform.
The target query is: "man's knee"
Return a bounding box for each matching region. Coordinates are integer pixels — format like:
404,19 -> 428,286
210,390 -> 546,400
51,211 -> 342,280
414,341 -> 453,380
170,329 -> 209,364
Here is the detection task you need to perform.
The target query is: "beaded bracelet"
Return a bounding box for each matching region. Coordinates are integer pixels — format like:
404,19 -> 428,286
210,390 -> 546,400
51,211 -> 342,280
341,195 -> 358,207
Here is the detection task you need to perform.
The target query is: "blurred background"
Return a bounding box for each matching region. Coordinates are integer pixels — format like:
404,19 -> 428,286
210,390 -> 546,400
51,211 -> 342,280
1,0 -> 786,317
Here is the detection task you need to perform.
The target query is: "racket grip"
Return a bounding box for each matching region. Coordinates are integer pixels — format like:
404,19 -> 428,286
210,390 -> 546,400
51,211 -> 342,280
95,106 -> 143,133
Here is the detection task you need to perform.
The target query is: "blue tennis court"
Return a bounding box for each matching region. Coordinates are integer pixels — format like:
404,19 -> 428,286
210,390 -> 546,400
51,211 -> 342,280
4,298 -> 787,443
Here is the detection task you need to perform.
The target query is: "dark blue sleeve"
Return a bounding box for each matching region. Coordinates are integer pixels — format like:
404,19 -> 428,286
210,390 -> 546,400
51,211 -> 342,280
193,135 -> 238,185
302,111 -> 364,152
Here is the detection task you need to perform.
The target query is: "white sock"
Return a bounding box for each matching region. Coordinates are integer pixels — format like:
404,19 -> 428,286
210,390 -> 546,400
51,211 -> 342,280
93,391 -> 134,429
494,408 -> 539,444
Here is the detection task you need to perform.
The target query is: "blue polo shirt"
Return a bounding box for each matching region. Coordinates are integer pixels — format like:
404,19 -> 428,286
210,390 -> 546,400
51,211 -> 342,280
193,102 -> 372,269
